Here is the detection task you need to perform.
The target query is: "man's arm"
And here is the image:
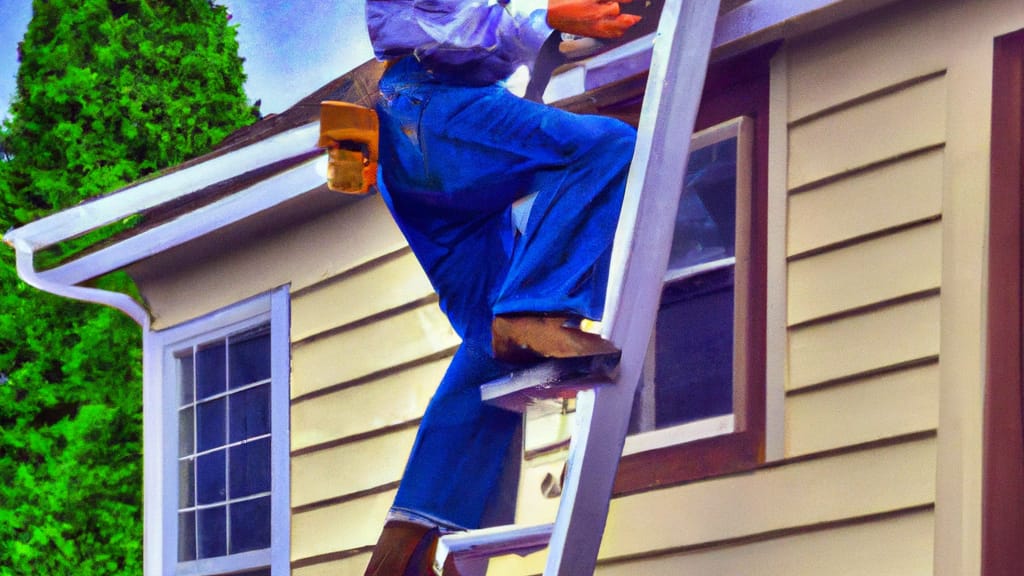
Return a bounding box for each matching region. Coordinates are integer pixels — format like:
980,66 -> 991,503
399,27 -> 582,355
366,0 -> 640,83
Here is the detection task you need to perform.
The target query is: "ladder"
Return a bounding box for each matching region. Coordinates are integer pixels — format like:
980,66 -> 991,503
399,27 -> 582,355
434,0 -> 722,574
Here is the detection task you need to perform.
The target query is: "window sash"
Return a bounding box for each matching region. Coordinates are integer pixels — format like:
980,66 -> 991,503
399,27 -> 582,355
627,116 -> 753,444
146,288 -> 290,576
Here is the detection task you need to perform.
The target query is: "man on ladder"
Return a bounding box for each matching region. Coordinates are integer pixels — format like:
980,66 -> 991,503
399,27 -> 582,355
353,1 -> 642,574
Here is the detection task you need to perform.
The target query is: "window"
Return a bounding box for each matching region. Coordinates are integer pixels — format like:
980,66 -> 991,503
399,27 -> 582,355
613,46 -> 773,493
519,46 -> 774,491
147,288 -> 290,575
623,116 -> 752,455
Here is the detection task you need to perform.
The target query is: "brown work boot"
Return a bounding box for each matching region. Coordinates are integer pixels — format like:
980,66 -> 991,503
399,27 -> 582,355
364,520 -> 442,576
491,314 -> 620,364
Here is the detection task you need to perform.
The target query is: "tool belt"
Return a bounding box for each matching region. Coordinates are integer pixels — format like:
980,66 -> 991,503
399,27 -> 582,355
318,101 -> 379,195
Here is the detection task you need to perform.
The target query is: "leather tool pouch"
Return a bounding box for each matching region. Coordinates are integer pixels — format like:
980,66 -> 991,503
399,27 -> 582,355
318,101 -> 379,195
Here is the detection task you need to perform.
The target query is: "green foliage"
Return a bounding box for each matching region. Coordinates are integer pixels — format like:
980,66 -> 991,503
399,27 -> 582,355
0,1 -> 255,574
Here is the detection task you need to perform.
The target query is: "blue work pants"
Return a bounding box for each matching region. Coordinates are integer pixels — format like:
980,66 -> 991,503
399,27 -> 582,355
377,58 -> 635,529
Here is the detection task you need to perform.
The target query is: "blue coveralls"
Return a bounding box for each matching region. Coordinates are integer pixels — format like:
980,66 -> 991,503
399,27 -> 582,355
368,1 -> 637,530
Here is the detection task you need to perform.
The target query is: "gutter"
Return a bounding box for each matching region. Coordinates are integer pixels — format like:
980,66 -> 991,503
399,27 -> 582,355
11,243 -> 151,330
3,122 -> 324,329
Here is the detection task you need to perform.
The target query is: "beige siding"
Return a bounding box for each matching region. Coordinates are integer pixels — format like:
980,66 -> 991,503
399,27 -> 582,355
787,148 -> 943,257
592,509 -> 934,576
131,0 -> 1021,573
291,301 -> 458,398
292,554 -> 372,576
788,295 -> 940,391
291,489 -> 396,562
786,362 -> 940,456
494,437 -> 938,573
787,220 -> 942,325
290,357 -> 447,451
503,2 -> 1024,575
284,218 -> 456,570
291,249 -> 434,342
291,427 -> 417,508
139,194 -> 408,330
786,73 -> 946,191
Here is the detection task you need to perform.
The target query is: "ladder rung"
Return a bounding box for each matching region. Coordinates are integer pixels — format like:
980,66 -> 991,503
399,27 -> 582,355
435,523 -> 554,575
480,355 -> 618,413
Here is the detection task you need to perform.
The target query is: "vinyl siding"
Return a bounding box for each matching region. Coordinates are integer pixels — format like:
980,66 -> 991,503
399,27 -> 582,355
496,0 -> 1019,573
284,199 -> 456,571
129,0 -> 1021,573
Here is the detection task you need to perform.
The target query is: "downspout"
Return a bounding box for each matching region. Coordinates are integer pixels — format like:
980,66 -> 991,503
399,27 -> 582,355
8,238 -> 163,575
12,244 -> 151,330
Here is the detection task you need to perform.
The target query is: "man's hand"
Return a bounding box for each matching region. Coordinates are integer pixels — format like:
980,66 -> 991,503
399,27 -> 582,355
547,0 -> 642,39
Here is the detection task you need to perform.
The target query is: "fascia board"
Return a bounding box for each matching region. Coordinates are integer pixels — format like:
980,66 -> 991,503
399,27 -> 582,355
2,0 -> 905,259
546,0 -> 903,100
713,0 -> 903,56
4,122 -> 321,253
37,157 -> 324,287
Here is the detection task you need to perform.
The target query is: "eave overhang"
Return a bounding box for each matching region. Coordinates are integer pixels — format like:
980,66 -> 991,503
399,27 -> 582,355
2,0 -> 903,326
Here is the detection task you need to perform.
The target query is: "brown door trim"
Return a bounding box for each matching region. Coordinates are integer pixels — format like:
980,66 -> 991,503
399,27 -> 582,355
983,26 -> 1024,576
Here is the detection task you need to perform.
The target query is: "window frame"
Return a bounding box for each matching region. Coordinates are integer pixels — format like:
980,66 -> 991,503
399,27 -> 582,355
622,114 -> 754,456
612,45 -> 774,495
144,287 -> 290,576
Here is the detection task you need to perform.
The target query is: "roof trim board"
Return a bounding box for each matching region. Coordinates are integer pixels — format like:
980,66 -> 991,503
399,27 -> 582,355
4,123 -> 320,253
39,157 -> 324,287
4,0 -> 904,287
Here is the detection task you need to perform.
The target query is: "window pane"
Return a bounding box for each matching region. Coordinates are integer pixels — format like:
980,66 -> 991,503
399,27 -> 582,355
229,330 -> 271,389
196,397 -> 226,453
197,505 -> 227,559
229,384 -> 271,443
196,342 -> 226,400
179,406 -> 194,457
178,458 -> 195,508
655,267 -> 734,428
179,354 -> 195,405
178,511 -> 196,562
196,449 -> 226,505
229,438 -> 271,499
229,496 -> 272,554
669,136 -> 738,272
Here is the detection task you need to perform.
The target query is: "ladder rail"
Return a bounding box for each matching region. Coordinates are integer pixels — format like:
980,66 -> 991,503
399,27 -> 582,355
435,1 -> 721,573
546,0 -> 722,573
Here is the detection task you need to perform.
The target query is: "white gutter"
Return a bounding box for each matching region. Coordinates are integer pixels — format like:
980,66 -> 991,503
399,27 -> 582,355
2,121 -> 324,329
14,247 -> 151,330
38,157 -> 325,287
5,122 -> 321,254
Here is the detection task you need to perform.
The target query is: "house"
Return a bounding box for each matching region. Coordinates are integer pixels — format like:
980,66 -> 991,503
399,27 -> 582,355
5,0 -> 1022,574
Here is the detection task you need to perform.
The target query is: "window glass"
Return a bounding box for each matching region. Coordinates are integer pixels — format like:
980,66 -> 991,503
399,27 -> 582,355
654,267 -> 734,428
651,133 -> 739,429
198,506 -> 227,559
229,329 -> 272,389
229,385 -> 271,443
196,342 -> 226,400
197,397 -> 227,453
628,118 -> 748,440
668,137 -> 738,273
176,323 -> 273,566
230,496 -> 272,554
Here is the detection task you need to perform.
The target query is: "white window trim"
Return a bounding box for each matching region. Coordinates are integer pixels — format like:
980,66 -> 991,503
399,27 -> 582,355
523,117 -> 756,456
623,116 -> 753,453
143,287 -> 290,576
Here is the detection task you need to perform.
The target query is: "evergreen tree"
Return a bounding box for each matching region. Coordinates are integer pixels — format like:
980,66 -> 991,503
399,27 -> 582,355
0,2 -> 255,574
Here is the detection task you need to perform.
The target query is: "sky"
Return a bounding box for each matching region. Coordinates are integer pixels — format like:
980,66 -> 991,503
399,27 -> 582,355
0,1 -> 375,123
